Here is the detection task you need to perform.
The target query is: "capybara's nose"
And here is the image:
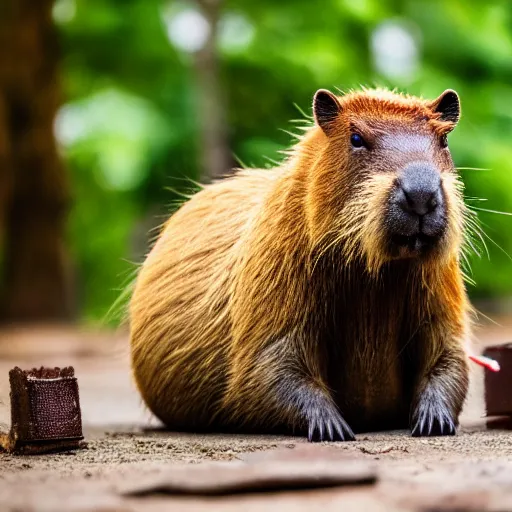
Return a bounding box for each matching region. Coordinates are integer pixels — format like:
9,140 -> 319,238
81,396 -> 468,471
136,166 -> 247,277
396,163 -> 443,216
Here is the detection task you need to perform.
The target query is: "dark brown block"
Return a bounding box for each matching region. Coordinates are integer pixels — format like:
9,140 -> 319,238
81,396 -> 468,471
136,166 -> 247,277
0,366 -> 84,454
484,343 -> 512,418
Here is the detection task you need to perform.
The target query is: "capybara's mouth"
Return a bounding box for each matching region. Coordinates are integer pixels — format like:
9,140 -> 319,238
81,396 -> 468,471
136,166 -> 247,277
390,233 -> 439,255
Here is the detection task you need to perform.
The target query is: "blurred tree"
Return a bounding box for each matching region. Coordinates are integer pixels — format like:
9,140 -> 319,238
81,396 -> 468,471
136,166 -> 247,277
0,0 -> 73,322
11,0 -> 511,323
195,0 -> 232,181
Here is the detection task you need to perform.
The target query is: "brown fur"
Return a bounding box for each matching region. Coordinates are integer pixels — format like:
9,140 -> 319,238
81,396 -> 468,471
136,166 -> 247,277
130,88 -> 471,440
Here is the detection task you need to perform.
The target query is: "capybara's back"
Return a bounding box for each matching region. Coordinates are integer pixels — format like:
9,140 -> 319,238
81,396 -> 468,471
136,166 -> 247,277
130,87 -> 471,441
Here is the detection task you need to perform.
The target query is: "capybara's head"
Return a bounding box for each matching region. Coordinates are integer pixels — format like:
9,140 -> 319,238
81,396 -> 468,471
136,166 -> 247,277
308,88 -> 465,274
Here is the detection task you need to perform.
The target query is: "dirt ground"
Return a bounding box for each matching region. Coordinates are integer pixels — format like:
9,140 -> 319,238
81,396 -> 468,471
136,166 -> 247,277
0,314 -> 511,511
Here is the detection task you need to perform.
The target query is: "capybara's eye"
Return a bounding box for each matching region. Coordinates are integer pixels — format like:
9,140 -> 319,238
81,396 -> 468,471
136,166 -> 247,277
350,133 -> 366,149
440,134 -> 448,148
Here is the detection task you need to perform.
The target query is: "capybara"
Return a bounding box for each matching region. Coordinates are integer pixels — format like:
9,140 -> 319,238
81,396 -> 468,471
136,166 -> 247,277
130,87 -> 470,441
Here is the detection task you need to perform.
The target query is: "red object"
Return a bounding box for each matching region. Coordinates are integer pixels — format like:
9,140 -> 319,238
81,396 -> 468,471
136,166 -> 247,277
469,354 -> 500,372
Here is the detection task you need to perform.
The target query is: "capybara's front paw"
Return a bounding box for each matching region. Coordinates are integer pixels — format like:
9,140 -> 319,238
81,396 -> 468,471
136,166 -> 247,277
411,388 -> 456,437
306,403 -> 355,442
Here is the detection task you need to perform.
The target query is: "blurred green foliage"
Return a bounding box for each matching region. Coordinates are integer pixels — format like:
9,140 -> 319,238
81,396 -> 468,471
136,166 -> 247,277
53,0 -> 512,323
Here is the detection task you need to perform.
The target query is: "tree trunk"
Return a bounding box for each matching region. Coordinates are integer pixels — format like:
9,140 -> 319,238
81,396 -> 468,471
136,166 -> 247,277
194,0 -> 231,182
0,0 -> 73,322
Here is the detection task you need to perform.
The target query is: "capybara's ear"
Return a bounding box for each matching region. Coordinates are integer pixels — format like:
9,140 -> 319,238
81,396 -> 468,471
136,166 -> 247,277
313,89 -> 342,134
429,89 -> 461,124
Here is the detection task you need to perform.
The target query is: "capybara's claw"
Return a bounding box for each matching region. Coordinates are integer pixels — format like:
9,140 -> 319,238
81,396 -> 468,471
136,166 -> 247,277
307,406 -> 355,442
411,392 -> 456,437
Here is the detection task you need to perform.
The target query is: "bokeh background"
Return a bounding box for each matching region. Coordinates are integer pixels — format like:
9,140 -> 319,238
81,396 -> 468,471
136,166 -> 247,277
1,0 -> 512,326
